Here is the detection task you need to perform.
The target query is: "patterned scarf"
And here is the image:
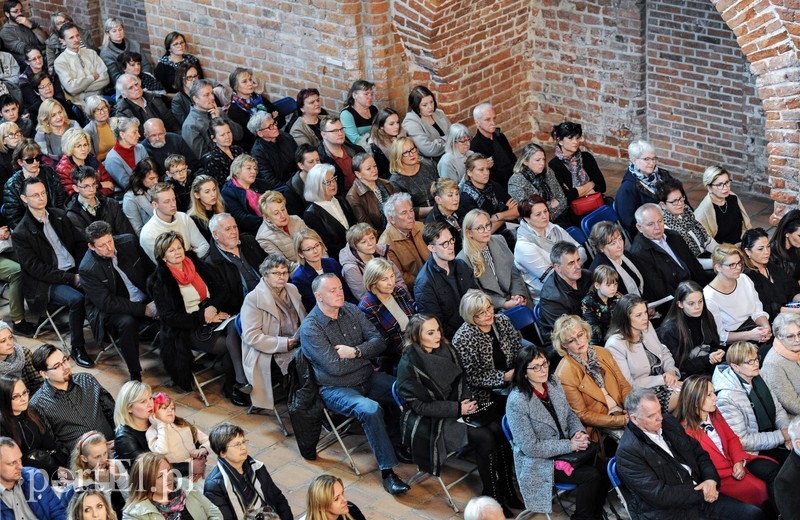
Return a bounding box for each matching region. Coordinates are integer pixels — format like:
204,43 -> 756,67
0,341 -> 25,375
167,257 -> 208,300
662,206 -> 711,257
627,162 -> 660,198
151,490 -> 188,520
219,456 -> 261,513
232,178 -> 261,216
461,179 -> 499,212
554,145 -> 589,187
569,346 -> 604,388
231,93 -> 267,117
518,165 -> 553,201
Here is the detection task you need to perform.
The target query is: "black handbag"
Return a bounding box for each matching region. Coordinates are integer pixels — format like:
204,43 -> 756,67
555,441 -> 598,468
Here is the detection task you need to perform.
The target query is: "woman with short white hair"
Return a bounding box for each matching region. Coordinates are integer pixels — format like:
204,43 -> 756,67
436,123 -> 473,183
303,163 -> 357,256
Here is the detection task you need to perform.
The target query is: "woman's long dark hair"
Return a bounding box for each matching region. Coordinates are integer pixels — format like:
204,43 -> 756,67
403,313 -> 451,352
607,293 -> 647,343
771,209 -> 800,261
661,281 -> 720,367
741,227 -> 770,270
674,374 -> 713,431
0,373 -> 45,446
510,346 -> 550,399
126,158 -> 161,194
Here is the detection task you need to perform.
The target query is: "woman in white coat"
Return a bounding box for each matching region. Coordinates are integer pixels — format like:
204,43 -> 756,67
240,255 -> 307,411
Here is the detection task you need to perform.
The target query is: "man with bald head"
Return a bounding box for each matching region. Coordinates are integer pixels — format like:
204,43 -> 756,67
142,118 -> 201,173
630,203 -> 708,313
470,102 -> 516,187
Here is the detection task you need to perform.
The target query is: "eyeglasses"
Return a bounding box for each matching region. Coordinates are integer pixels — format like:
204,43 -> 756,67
402,147 -> 418,157
564,330 -> 587,346
4,131 -> 21,139
76,182 -> 98,191
93,106 -> 108,114
782,333 -> 800,343
474,307 -> 493,319
322,176 -> 338,186
171,40 -> 186,47
710,180 -> 731,189
184,74 -> 198,81
435,238 -> 456,248
259,122 -> 278,132
665,196 -> 685,205
721,261 -> 742,270
455,137 -> 471,144
639,156 -> 658,163
22,155 -> 42,164
11,389 -> 28,401
25,191 -> 46,200
268,270 -> 289,277
301,243 -> 322,254
170,167 -> 188,175
740,358 -> 759,367
471,223 -> 492,233
227,438 -> 249,449
321,127 -> 344,134
527,360 -> 550,372
46,355 -> 71,371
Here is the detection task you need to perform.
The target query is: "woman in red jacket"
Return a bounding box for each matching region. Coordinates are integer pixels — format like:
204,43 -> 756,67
676,374 -> 779,514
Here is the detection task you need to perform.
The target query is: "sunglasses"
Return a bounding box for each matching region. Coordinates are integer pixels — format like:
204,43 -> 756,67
22,155 -> 43,164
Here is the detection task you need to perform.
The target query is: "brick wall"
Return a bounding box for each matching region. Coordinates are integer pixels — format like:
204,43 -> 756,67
646,0 -> 768,193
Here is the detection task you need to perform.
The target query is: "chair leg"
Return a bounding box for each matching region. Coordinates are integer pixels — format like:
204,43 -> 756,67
273,408 -> 290,437
193,371 -> 210,407
34,307 -> 69,351
437,476 -> 459,513
321,408 -> 360,476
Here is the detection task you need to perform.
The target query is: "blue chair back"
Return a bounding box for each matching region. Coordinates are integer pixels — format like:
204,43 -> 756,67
233,314 -> 242,336
501,415 -> 513,442
565,226 -> 587,246
555,483 -> 578,492
533,303 -> 542,326
607,456 -> 621,487
273,96 -> 297,116
391,381 -> 405,409
502,305 -> 535,330
580,204 -> 619,239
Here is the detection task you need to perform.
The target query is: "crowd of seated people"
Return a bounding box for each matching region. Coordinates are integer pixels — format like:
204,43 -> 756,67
0,5 -> 796,518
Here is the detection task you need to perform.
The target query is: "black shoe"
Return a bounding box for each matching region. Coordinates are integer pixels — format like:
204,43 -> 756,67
229,388 -> 251,407
235,383 -> 253,395
395,445 -> 414,464
12,320 -> 35,337
71,348 -> 94,368
382,472 -> 410,495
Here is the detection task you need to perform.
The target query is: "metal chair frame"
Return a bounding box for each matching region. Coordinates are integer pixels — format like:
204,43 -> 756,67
33,305 -> 69,351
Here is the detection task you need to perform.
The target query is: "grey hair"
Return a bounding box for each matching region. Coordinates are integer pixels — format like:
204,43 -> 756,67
311,272 -> 338,295
773,312 -> 800,340
115,73 -> 140,99
549,241 -> 579,265
628,139 -> 655,161
304,163 -> 336,203
189,78 -> 214,103
472,102 -> 493,122
111,117 -> 139,140
459,288 -> 492,326
464,496 -> 504,520
444,123 -> 471,154
247,111 -> 273,137
383,192 -> 413,220
0,321 -> 10,335
258,254 -> 290,277
634,203 -> 663,225
207,212 -> 233,236
788,416 -> 800,454
625,387 -> 659,416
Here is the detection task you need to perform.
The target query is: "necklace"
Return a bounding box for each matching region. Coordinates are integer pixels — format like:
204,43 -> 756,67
717,199 -> 728,214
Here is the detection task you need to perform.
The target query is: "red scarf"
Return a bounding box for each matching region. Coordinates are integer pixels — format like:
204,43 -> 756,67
166,256 -> 208,300
112,142 -> 136,169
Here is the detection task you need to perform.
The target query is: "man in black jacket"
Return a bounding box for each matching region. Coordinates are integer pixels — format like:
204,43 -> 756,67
539,241 -> 592,358
66,166 -> 135,236
470,103 -> 516,187
142,118 -> 202,174
114,74 -> 179,133
12,177 -> 93,366
415,222 -> 477,338
79,221 -> 155,381
630,203 -> 708,315
776,416 -> 800,520
247,111 -> 298,192
617,388 -> 765,520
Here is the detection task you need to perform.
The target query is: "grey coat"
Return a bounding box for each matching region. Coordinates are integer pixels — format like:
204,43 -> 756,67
289,117 -> 320,148
402,109 -> 451,159
457,235 -> 531,310
506,378 -> 584,513
761,347 -> 800,417
121,190 -> 153,235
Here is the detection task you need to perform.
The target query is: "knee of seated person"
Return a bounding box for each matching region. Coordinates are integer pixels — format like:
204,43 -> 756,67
352,397 -> 382,419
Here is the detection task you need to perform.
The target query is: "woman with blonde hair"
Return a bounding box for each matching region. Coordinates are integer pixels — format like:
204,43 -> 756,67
0,121 -> 21,183
458,208 -> 530,310
112,380 -> 155,471
83,95 -> 114,160
695,165 -> 751,245
305,474 -> 366,520
220,153 -> 261,235
388,136 -> 436,218
64,431 -> 128,518
187,174 -> 225,242
255,190 -> 308,274
339,222 -> 404,300
123,452 -> 221,519
35,98 -> 80,165
99,17 -> 152,83
509,142 -> 568,225
55,126 -> 114,196
704,243 -> 772,348
290,228 -> 355,312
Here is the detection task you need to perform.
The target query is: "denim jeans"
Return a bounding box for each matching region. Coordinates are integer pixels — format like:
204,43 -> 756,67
320,371 -> 398,470
49,284 -> 86,348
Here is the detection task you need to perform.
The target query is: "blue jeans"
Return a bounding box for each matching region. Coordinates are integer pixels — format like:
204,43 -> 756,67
49,284 -> 86,348
320,371 -> 398,470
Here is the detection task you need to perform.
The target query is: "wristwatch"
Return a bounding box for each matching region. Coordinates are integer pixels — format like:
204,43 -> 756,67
354,347 -> 362,359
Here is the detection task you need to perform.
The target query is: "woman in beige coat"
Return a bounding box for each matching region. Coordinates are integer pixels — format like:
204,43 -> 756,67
255,191 -> 311,274
240,255 -> 307,411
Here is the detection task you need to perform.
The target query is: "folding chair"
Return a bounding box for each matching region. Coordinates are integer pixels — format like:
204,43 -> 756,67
392,382 -> 476,512
502,305 -> 535,331
273,97 -> 297,117
502,415 -> 577,520
234,315 -> 292,437
565,226 -> 587,247
33,305 -> 69,350
317,405 -> 361,476
607,456 -> 630,517
580,205 -> 620,255
191,350 -> 225,407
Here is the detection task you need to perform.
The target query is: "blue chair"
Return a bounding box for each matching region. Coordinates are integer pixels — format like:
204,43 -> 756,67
233,314 -> 242,336
502,305 -> 535,331
391,381 -> 405,410
580,205 -> 619,243
607,456 -> 630,516
273,96 -> 297,117
565,226 -> 587,246
502,414 -> 513,441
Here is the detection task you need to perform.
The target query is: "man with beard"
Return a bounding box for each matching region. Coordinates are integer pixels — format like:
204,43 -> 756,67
141,118 -> 201,174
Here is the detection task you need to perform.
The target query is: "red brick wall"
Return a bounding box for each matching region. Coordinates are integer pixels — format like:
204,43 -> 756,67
646,0 -> 768,193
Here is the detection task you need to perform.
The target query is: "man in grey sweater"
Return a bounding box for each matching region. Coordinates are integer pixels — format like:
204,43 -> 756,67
300,273 -> 411,495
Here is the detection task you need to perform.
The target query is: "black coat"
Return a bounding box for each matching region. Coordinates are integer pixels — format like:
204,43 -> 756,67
469,129 -> 516,187
539,270 -> 593,350
79,234 -> 154,345
250,132 -> 298,192
203,460 -> 293,520
589,252 -> 644,296
283,171 -> 307,217
616,414 -> 720,520
549,151 -> 607,203
414,255 -> 477,339
656,317 -> 721,377
629,230 -> 709,313
3,166 -> 67,229
201,234 -> 266,309
65,193 -> 136,237
147,251 -> 235,389
286,349 -> 324,460
220,180 -> 263,235
115,92 -> 180,134
302,196 -> 357,257
12,207 -> 87,314
317,140 -> 365,195
142,133 -> 202,175
775,450 -> 800,520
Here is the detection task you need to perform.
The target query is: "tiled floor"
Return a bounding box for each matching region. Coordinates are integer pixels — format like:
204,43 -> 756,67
8,156 -> 775,519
